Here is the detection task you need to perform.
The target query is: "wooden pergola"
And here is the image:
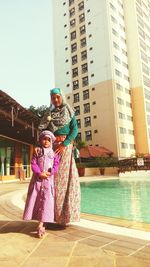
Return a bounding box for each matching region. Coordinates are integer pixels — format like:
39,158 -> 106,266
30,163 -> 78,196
0,90 -> 40,144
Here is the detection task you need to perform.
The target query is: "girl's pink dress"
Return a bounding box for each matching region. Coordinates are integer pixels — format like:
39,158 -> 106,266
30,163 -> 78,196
23,147 -> 59,223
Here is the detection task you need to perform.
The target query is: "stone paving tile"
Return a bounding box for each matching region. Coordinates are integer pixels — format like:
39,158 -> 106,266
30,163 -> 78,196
118,235 -> 149,245
116,256 -> 150,267
103,243 -> 137,256
112,239 -> 146,250
0,259 -> 20,267
31,238 -> 75,258
22,257 -> 68,267
133,246 -> 150,262
72,242 -> 114,257
79,237 -> 105,247
67,251 -> 116,267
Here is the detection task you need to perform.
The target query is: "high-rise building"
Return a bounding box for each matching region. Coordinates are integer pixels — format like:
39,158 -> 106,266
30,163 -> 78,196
52,0 -> 150,158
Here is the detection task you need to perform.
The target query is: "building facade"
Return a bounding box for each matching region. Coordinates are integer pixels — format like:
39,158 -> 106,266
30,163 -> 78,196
0,90 -> 39,181
52,0 -> 150,158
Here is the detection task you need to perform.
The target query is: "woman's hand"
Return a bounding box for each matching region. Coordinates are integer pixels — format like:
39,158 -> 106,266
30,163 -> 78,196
34,147 -> 39,156
55,144 -> 65,156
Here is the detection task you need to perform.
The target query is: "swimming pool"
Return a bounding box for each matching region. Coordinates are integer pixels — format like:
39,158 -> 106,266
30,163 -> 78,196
81,179 -> 150,223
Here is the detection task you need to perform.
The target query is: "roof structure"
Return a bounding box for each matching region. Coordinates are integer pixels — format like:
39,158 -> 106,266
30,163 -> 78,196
79,145 -> 113,158
0,90 -> 40,144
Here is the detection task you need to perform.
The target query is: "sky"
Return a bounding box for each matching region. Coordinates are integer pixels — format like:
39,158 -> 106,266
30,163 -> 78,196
0,0 -> 54,108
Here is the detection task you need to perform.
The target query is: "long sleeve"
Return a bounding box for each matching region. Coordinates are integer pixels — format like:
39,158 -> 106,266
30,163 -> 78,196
63,115 -> 78,146
51,154 -> 60,175
31,155 -> 41,176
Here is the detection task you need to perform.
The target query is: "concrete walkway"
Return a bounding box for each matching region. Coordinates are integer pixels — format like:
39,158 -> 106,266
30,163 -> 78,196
1,181 -> 150,266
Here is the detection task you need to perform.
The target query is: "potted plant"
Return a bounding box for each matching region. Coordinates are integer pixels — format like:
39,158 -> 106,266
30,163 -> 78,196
95,157 -> 114,175
76,162 -> 86,177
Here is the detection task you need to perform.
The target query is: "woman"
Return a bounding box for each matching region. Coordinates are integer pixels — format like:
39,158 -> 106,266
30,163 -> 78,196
39,87 -> 80,225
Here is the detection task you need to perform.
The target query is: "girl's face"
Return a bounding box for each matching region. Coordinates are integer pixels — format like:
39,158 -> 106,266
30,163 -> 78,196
40,137 -> 51,148
51,94 -> 63,107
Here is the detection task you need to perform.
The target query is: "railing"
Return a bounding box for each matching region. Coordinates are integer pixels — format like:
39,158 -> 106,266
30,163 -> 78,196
0,164 -> 31,180
118,157 -> 150,173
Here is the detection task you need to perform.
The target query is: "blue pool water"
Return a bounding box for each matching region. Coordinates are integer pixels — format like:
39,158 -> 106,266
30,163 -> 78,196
80,179 -> 150,223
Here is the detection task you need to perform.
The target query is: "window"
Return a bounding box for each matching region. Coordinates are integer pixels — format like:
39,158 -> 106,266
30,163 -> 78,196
85,130 -> 92,141
70,18 -> 76,27
142,63 -> 149,75
80,25 -> 86,35
116,83 -> 123,91
114,55 -> 121,63
128,129 -> 134,135
125,88 -> 130,94
84,116 -> 91,127
118,112 -> 125,119
121,142 -> 128,149
130,144 -> 135,149
78,1 -> 84,11
120,127 -> 126,134
115,69 -> 122,77
72,67 -> 78,77
73,93 -> 79,103
127,115 -> 133,121
78,132 -> 81,140
82,76 -> 89,86
73,80 -> 79,90
72,55 -> 77,65
145,88 -> 150,100
79,13 -> 85,23
113,42 -> 119,50
69,7 -> 75,17
83,89 -> 89,100
69,0 -> 74,6
77,119 -> 81,128
81,50 -> 87,60
71,43 -> 77,52
112,28 -> 118,37
84,103 -> 90,113
126,101 -> 131,108
81,63 -> 88,73
117,97 -> 124,105
70,31 -> 76,41
80,37 -> 86,47
74,106 -> 80,116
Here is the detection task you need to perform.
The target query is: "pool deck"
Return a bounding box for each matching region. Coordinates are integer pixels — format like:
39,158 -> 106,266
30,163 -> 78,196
1,176 -> 150,266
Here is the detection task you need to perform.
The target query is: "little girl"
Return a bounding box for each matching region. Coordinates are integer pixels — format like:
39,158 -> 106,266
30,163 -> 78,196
23,130 -> 60,238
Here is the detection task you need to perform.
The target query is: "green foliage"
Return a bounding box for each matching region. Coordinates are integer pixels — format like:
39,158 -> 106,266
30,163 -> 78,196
75,138 -> 86,150
76,157 -> 119,168
95,157 -> 118,167
28,105 -> 48,118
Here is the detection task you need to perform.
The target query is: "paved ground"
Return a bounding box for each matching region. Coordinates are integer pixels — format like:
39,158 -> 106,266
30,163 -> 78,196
1,181 -> 150,266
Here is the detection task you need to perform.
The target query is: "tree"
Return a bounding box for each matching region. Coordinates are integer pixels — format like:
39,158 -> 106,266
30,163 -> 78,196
28,105 -> 48,118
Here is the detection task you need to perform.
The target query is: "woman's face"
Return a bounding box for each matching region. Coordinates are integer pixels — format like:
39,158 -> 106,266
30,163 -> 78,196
51,94 -> 63,107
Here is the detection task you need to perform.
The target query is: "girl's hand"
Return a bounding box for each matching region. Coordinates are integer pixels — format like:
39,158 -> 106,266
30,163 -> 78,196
45,171 -> 51,176
39,172 -> 49,179
55,144 -> 65,156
